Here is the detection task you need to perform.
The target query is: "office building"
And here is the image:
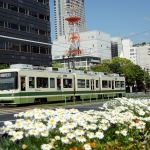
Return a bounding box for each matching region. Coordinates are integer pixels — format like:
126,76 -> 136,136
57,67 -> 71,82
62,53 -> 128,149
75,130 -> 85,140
54,0 -> 87,39
0,0 -> 52,66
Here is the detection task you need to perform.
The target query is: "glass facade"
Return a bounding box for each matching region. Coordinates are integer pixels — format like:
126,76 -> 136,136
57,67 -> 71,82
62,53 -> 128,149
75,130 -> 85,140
0,0 -> 52,66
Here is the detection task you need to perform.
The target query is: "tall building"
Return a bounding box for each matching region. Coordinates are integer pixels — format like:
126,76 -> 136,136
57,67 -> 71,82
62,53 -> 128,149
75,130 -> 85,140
54,0 -> 87,39
0,0 -> 52,66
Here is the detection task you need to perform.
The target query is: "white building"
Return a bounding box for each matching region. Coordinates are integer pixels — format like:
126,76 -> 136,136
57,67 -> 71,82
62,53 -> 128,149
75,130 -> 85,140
122,41 -> 150,71
122,39 -> 133,59
52,30 -> 111,60
54,0 -> 87,39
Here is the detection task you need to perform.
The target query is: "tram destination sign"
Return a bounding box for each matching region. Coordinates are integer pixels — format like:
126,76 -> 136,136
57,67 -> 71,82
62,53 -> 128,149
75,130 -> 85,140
0,73 -> 12,77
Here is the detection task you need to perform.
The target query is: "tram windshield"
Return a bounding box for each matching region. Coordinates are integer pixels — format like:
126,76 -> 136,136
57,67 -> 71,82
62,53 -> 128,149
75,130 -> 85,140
0,72 -> 18,90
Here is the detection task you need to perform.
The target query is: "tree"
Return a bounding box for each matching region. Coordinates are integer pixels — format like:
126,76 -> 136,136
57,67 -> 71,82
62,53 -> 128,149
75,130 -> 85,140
141,42 -> 146,46
91,57 -> 147,87
0,64 -> 9,70
52,61 -> 63,68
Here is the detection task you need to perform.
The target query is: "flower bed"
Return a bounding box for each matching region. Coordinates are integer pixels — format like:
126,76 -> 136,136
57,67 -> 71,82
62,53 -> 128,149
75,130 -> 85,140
1,98 -> 150,150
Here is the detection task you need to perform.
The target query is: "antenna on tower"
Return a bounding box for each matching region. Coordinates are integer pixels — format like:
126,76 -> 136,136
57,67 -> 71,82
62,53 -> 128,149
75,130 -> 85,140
64,0 -> 84,57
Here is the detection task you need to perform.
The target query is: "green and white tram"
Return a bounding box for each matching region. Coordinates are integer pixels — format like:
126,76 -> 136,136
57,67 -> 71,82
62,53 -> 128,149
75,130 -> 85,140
0,64 -> 126,105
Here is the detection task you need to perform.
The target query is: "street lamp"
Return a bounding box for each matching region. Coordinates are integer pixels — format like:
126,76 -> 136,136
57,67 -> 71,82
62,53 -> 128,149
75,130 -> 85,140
62,55 -> 65,68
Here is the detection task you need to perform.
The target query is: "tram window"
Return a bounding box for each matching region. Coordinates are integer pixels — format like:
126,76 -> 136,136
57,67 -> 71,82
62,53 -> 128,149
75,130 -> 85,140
102,80 -> 108,88
37,77 -> 48,88
63,79 -> 72,88
96,80 -> 99,88
86,80 -> 89,88
115,81 -> 120,88
29,77 -> 35,88
50,78 -> 55,88
121,81 -> 125,88
21,77 -> 26,91
109,81 -> 111,88
57,78 -> 61,90
77,79 -> 85,88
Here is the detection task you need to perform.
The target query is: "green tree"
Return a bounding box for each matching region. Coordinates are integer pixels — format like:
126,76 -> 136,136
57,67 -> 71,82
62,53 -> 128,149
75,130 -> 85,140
52,61 -> 63,68
0,64 -> 9,70
141,42 -> 146,46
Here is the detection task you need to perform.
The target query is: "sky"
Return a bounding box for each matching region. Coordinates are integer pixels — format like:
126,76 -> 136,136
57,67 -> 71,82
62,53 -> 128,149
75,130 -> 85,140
50,0 -> 150,44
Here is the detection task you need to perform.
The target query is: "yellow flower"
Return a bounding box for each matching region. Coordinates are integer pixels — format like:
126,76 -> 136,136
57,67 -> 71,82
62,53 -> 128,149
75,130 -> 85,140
22,144 -> 27,149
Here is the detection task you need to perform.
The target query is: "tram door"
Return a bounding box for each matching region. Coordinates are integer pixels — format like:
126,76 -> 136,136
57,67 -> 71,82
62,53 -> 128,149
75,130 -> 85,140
20,76 -> 28,103
112,80 -> 114,89
91,79 -> 95,91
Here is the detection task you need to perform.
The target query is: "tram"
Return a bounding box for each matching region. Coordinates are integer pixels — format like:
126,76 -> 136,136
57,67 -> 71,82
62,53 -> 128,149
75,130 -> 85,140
0,64 -> 126,105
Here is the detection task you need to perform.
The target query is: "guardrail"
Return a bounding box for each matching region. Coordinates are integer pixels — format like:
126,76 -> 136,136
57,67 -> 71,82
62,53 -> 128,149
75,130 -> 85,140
62,92 -> 150,106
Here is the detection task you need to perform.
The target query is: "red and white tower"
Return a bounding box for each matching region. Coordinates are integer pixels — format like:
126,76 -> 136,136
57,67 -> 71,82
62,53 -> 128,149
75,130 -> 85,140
64,0 -> 84,56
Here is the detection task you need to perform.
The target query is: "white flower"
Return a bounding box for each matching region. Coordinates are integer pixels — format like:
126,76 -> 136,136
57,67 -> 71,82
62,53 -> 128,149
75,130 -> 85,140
14,131 -> 23,140
28,129 -> 39,136
84,144 -> 92,150
36,123 -> 46,132
95,131 -> 104,139
115,130 -> 120,134
75,129 -> 84,136
10,136 -> 17,142
87,132 -> 95,139
76,136 -> 86,143
59,126 -> 69,134
41,144 -> 53,150
61,136 -> 69,144
4,121 -> 13,126
121,129 -> 128,136
55,136 -> 60,140
41,130 -> 49,137
67,133 -> 75,139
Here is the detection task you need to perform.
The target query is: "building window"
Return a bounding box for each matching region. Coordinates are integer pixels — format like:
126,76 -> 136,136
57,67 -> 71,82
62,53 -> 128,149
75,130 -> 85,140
130,49 -> 134,52
11,23 -> 19,30
38,0 -> 44,3
19,7 -> 26,14
21,45 -> 28,52
39,14 -> 45,20
40,47 -> 47,54
0,21 -> 4,27
0,41 -> 5,50
9,43 -> 20,51
31,46 -> 39,54
10,5 -> 18,12
20,25 -> 26,32
130,53 -> 134,55
39,30 -> 45,36
0,2 -> 3,8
